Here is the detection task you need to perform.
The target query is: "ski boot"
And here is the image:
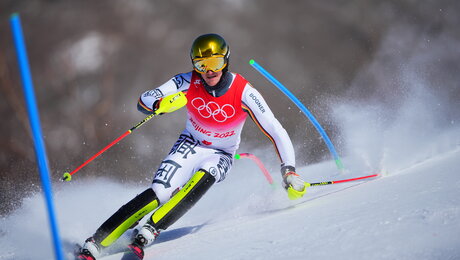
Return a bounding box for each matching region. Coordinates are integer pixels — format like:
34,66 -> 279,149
75,237 -> 100,260
127,223 -> 160,259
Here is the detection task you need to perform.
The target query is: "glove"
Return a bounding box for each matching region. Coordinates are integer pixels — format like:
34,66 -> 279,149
137,97 -> 162,115
138,89 -> 165,115
281,166 -> 308,200
281,165 -> 304,191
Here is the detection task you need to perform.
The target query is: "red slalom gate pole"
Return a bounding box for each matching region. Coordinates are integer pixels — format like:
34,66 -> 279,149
308,173 -> 380,187
235,153 -> 275,186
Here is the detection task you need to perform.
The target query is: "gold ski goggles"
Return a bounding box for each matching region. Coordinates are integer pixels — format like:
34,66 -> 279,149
192,56 -> 227,73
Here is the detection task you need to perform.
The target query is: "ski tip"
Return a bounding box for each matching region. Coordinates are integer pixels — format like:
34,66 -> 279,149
249,59 -> 255,65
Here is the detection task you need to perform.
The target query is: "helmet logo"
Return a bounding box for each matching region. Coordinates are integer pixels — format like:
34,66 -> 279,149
191,97 -> 235,122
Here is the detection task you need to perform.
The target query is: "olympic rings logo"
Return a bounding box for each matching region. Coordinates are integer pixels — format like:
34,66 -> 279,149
191,97 -> 235,122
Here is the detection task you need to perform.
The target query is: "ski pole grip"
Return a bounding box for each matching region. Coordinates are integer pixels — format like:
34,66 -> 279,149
155,91 -> 187,115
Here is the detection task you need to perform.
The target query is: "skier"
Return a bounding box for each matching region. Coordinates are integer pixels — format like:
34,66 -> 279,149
76,33 -> 306,260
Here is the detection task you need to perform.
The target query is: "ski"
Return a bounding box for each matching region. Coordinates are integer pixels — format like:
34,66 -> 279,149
120,243 -> 144,260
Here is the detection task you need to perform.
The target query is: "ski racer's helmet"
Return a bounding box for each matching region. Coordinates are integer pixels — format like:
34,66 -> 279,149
190,33 -> 230,73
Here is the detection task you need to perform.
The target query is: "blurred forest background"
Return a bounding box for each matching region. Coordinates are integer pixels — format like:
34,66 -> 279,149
1,0 -> 459,215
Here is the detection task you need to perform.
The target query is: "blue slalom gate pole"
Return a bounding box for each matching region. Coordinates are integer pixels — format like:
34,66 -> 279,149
249,59 -> 344,170
10,13 -> 65,260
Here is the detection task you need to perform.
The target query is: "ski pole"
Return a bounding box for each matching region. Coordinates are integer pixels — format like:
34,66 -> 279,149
235,152 -> 379,189
235,153 -> 275,186
308,173 -> 380,187
62,92 -> 187,181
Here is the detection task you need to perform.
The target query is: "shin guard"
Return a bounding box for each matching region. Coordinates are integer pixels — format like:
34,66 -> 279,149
150,170 -> 215,231
93,188 -> 159,247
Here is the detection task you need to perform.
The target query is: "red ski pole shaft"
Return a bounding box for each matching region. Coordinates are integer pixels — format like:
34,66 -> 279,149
308,173 -> 380,187
62,91 -> 188,182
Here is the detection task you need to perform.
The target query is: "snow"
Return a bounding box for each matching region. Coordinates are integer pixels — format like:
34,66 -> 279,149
1,91 -> 459,260
1,146 -> 459,260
